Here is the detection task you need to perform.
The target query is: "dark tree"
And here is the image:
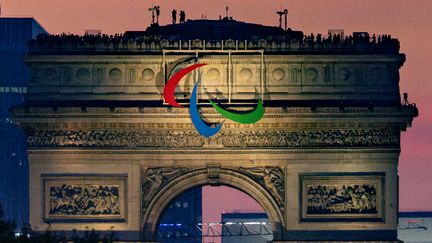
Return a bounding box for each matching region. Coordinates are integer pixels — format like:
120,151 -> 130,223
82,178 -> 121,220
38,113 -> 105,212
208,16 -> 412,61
0,203 -> 16,242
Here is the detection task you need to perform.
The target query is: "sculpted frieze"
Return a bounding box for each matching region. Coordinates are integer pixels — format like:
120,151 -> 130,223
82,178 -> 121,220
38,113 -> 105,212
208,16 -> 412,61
306,184 -> 377,215
43,176 -> 127,222
26,129 -> 399,148
49,184 -> 120,216
27,130 -> 206,148
216,130 -> 399,148
299,174 -> 384,222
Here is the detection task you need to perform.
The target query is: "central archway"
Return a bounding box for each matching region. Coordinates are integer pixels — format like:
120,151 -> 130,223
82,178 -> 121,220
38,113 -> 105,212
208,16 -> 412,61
141,168 -> 285,241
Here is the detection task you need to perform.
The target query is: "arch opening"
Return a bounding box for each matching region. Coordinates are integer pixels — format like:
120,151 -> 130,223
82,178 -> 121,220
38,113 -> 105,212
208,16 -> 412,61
142,168 -> 285,242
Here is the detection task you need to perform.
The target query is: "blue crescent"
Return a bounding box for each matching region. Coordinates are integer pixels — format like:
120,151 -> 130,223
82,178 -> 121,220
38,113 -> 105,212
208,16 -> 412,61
189,82 -> 223,137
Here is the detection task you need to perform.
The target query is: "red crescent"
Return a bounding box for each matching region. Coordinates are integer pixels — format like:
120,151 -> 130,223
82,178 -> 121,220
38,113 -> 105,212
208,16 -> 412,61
163,63 -> 207,107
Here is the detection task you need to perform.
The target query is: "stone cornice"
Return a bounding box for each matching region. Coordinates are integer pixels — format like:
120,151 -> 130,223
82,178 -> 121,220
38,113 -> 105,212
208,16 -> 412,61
12,106 -> 416,118
26,148 -> 401,155
25,54 -> 404,63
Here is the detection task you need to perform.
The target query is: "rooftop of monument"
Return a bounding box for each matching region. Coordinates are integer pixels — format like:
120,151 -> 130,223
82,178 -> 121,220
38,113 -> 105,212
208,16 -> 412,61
27,18 -> 401,55
125,19 -> 298,40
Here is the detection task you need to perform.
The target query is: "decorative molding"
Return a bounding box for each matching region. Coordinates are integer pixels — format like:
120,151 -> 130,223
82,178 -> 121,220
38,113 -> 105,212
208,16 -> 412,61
17,121 -> 405,131
207,166 -> 222,185
13,108 -> 417,121
26,148 -> 401,155
13,105 -> 411,113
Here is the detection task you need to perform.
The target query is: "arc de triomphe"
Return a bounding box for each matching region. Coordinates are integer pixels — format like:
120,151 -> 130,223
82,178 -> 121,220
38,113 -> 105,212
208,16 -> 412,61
13,20 -> 417,242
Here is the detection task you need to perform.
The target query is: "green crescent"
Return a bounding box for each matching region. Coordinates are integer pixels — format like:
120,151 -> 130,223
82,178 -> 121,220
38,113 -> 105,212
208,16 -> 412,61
209,100 -> 264,124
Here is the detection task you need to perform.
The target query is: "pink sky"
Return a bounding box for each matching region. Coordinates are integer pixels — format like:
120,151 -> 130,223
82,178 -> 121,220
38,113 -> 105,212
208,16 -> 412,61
2,0 -> 431,214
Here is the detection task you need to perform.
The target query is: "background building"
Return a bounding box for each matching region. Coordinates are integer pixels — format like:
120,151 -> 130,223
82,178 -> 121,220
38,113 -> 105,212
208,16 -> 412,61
222,212 -> 271,243
398,212 -> 432,242
158,187 -> 202,243
0,17 -> 46,230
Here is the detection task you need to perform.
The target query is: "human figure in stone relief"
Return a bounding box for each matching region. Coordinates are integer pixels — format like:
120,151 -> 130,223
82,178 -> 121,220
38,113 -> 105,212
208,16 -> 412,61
146,169 -> 163,196
52,189 -> 78,214
242,167 -> 284,204
145,168 -> 186,197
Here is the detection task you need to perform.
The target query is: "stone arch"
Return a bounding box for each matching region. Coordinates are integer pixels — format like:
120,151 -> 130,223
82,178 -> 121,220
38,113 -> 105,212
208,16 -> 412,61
141,168 -> 285,241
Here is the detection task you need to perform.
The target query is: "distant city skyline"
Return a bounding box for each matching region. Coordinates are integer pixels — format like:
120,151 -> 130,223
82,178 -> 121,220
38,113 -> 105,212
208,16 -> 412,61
1,0 -> 431,215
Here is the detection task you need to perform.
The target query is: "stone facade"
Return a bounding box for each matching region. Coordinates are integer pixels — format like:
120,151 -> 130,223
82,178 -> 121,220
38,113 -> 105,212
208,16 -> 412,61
13,25 -> 417,242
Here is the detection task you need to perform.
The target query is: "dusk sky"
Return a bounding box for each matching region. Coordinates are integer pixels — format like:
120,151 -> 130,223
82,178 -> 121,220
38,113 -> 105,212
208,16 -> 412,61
2,0 -> 431,219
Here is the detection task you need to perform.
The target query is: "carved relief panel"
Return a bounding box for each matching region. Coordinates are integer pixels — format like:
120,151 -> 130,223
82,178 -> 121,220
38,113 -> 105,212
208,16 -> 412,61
299,173 -> 385,222
42,174 -> 127,222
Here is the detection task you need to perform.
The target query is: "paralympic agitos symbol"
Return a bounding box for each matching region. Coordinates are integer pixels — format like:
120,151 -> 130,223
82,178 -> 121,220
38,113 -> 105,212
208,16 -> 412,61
163,64 -> 264,137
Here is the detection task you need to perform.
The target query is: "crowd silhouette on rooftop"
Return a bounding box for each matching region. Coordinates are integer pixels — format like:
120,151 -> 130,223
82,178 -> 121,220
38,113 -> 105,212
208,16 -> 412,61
303,32 -> 394,46
28,30 -> 399,53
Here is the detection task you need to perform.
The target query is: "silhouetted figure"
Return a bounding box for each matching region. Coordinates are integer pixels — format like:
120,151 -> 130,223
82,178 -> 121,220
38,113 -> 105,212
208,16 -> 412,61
316,33 -> 322,44
343,36 -> 349,45
155,6 -> 160,25
172,9 -> 177,24
179,10 -> 186,23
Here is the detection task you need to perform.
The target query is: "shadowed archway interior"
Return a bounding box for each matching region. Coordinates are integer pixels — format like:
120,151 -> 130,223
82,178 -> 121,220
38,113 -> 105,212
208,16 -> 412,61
156,185 -> 272,243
